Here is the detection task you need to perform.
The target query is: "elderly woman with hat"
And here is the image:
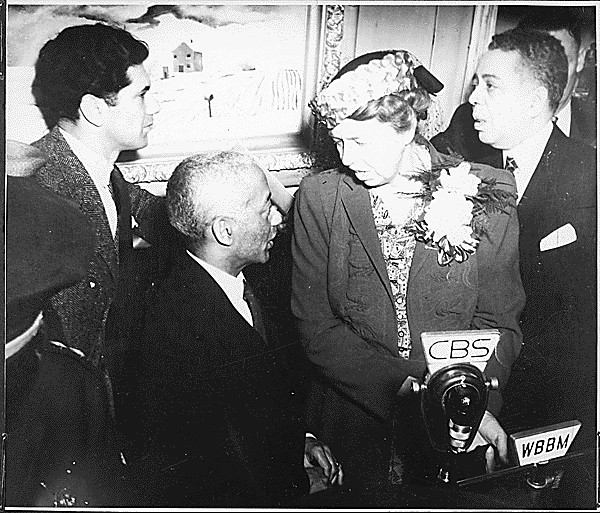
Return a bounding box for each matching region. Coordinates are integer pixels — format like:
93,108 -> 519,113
291,51 -> 525,490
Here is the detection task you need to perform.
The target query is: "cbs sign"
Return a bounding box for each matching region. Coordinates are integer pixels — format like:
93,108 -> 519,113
421,329 -> 500,374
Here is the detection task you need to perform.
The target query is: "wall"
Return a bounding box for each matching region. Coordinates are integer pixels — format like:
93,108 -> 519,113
346,5 -> 476,132
5,4 -> 493,185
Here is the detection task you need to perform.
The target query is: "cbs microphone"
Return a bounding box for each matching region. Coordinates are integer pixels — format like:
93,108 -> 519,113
412,329 -> 500,483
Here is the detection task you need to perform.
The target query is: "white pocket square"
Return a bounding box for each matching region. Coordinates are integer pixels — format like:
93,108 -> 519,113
540,223 -> 577,252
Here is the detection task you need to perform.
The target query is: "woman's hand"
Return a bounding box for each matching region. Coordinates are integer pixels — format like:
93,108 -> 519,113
467,410 -> 509,472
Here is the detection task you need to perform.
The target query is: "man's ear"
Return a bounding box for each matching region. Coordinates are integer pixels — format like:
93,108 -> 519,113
79,94 -> 107,127
211,217 -> 234,247
403,117 -> 418,146
529,85 -> 550,118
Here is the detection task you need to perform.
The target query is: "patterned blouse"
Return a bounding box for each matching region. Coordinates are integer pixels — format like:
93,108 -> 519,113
370,189 -> 423,359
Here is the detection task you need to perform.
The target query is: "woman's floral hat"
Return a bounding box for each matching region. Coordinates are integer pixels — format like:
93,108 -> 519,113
310,50 -> 443,129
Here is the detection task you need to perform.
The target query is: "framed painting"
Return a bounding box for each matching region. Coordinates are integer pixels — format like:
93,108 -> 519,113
5,2 -> 341,183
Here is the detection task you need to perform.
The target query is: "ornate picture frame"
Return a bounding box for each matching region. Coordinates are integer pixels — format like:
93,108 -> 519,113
6,3 -> 348,184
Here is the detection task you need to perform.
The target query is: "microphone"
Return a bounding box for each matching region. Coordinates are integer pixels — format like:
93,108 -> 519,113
414,363 -> 498,455
412,329 -> 500,483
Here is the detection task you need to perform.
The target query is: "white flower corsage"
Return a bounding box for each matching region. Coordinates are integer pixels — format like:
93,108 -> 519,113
408,161 -> 514,266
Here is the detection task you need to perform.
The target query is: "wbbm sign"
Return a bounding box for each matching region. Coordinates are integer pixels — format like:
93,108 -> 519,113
509,420 -> 581,466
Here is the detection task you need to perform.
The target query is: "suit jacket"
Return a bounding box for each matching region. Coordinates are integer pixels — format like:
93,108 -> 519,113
431,108 -> 596,340
433,109 -> 597,442
501,127 -> 597,446
6,338 -> 126,507
125,250 -> 309,507
32,127 -> 170,366
291,145 -> 524,487
516,126 -> 596,340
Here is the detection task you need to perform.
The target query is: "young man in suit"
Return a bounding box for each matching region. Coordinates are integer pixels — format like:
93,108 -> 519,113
468,28 -> 597,450
431,7 -> 596,165
124,151 -> 343,507
30,23 -> 173,416
5,140 -> 126,507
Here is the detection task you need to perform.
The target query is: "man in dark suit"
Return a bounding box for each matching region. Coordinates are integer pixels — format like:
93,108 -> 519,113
124,151 -> 343,507
30,23 -> 173,419
463,28 -> 597,449
432,7 -> 596,164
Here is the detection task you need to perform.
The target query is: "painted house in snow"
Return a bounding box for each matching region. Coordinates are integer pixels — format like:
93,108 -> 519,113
172,42 -> 203,73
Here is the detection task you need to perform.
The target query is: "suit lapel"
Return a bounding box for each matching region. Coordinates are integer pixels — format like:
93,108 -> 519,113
336,145 -> 442,308
336,166 -> 447,358
517,127 -> 562,247
339,174 -> 394,304
179,252 -> 267,353
48,128 -> 119,278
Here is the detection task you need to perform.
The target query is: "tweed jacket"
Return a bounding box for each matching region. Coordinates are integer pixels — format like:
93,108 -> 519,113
125,250 -> 309,507
33,127 -> 169,365
291,145 -> 525,423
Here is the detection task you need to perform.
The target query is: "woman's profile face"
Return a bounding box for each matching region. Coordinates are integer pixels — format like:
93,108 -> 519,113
330,117 -> 415,187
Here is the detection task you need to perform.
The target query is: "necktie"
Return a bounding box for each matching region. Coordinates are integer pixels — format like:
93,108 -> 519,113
243,280 -> 267,342
109,166 -> 134,310
504,156 -> 518,175
505,156 -> 524,203
109,166 -> 133,266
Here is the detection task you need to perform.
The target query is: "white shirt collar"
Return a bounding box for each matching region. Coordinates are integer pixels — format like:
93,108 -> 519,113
60,128 -> 118,236
59,128 -> 114,187
186,250 -> 253,326
554,99 -> 572,136
503,121 -> 554,202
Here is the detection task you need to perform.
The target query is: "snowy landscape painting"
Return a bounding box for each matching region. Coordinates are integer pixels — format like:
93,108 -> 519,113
6,4 -> 309,154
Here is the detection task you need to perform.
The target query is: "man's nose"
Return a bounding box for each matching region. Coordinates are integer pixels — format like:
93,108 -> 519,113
270,206 -> 283,226
468,85 -> 481,106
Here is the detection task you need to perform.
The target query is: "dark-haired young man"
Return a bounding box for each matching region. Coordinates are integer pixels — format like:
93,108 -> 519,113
31,23 -> 172,417
467,28 -> 596,454
5,140 -> 126,507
